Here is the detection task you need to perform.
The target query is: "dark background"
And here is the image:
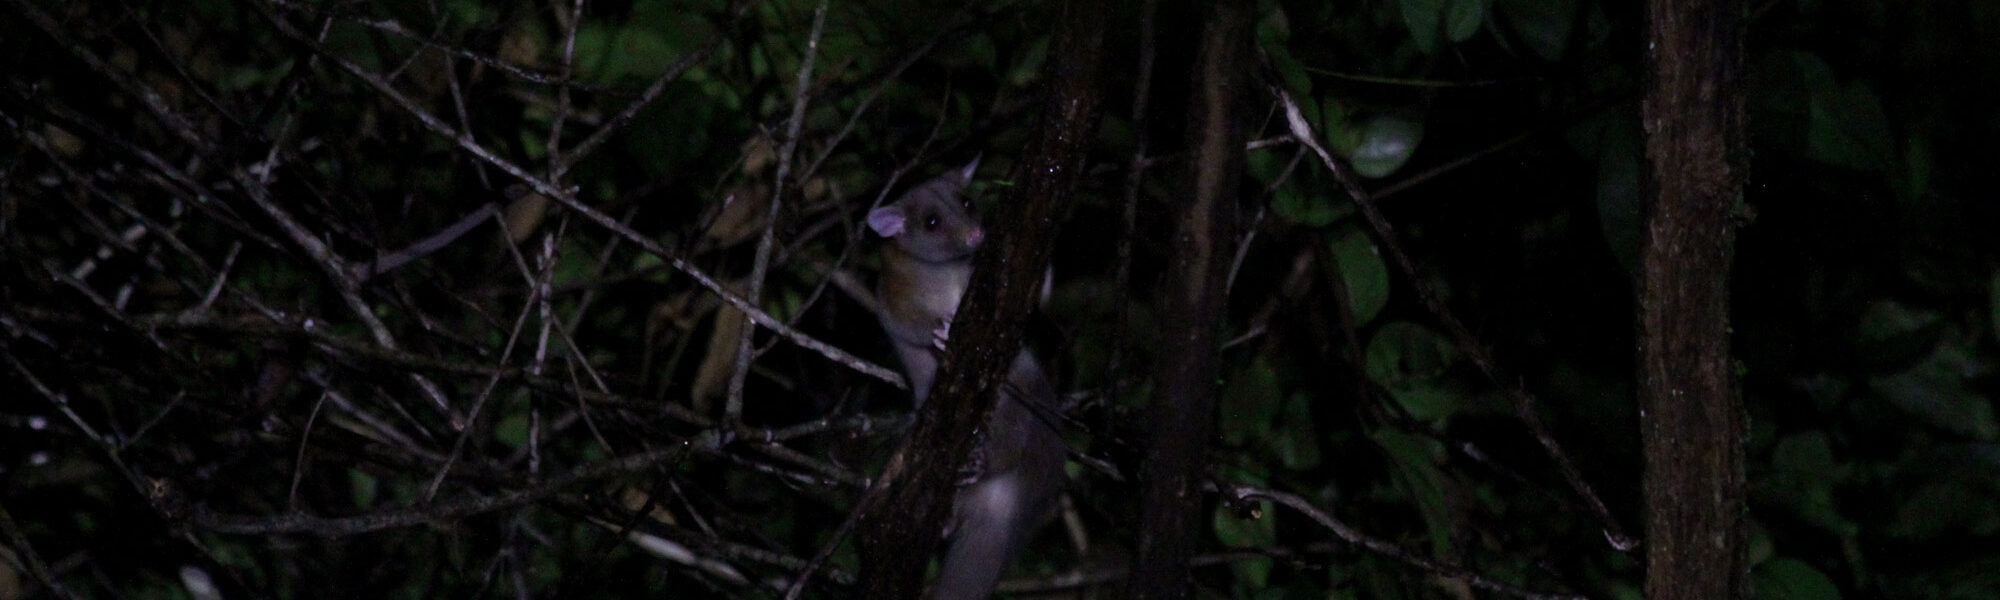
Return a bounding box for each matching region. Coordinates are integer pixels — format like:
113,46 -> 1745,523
2,0 -> 1996,597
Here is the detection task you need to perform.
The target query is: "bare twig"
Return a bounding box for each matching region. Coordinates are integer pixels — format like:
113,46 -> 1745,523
796,14 -> 964,183
423,242 -> 542,501
193,443 -> 705,536
193,243 -> 242,313
557,1 -> 755,174
1371,129 -> 1535,201
0,504 -> 78,600
725,0 -> 831,424
1218,483 -> 1591,600
288,393 -> 331,510
9,0 -> 212,154
255,3 -> 907,389
265,0 -> 568,84
548,0 -> 588,177
1102,0 -> 1159,419
351,203 -> 501,282
20,0 -> 461,421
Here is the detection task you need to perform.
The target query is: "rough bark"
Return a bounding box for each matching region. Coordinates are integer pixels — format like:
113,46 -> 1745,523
1637,0 -> 1748,597
854,1 -> 1107,596
1125,0 -> 1250,597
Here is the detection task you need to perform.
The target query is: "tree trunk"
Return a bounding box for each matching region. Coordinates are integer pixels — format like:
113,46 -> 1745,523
1125,0 -> 1250,597
854,1 -> 1106,597
1637,0 -> 1749,597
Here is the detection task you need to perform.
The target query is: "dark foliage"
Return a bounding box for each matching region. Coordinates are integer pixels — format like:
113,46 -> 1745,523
1,0 -> 1996,598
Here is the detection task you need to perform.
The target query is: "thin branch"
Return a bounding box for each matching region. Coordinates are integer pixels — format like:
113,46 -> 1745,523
1220,483 -> 1591,600
193,443 -> 704,536
3,87 -> 287,255
557,1 -> 753,174
725,0 -> 831,424
1102,0 -> 1159,420
0,503 -> 78,600
193,243 -> 242,314
547,0 -> 588,177
423,242 -> 543,501
10,0 -> 213,154
254,2 -> 907,389
265,0 -> 569,84
1371,129 -> 1535,201
20,0 -> 460,421
287,393 -> 331,510
351,203 -> 501,282
796,14 -> 962,183
1273,87 -> 1636,551
1299,65 -> 1537,88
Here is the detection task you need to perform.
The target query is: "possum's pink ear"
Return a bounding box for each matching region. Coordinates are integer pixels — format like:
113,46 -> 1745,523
867,206 -> 906,237
954,155 -> 981,187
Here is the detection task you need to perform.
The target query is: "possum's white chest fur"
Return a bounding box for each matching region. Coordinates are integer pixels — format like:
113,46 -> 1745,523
919,262 -> 972,331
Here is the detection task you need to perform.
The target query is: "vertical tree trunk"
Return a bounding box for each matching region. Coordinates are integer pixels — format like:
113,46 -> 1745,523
1637,0 -> 1748,598
1125,0 -> 1250,597
854,1 -> 1106,597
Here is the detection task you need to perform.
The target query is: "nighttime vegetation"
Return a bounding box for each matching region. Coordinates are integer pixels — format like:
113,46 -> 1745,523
1,0 -> 1996,598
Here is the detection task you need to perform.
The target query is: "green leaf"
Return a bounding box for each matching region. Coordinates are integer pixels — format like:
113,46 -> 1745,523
1329,225 -> 1390,326
1365,322 -> 1459,385
222,60 -> 291,92
1335,554 -> 1421,600
632,251 -> 665,272
1854,300 -> 1943,366
1748,51 -> 1813,152
1213,501 -> 1273,540
1445,0 -> 1488,43
623,84 -> 720,174
1347,114 -> 1425,179
1798,53 -> 1892,172
1753,558 -> 1842,600
348,468 -> 380,508
1395,379 -> 1466,422
1755,431 -> 1859,540
1776,474 -> 1864,540
1575,106 -> 1642,274
1887,479 -> 2000,539
1259,146 -> 1341,226
324,24 -> 389,71
1371,428 -> 1455,557
1008,36 -> 1050,88
446,0 -> 500,26
1496,0 -> 1576,61
1398,0 -> 1445,54
1366,322 -> 1464,420
496,409 -> 532,449
1772,431 -> 1843,480
1221,358 -> 1283,445
1258,1 -> 1291,44
574,22 -> 676,86
1909,554 -> 2000,599
1275,393 -> 1323,470
1747,521 -> 1776,565
953,32 -> 998,69
1322,97 -> 1359,156
1212,501 -> 1277,587
1867,341 -> 2000,439
1807,85 -> 1892,172
1261,24 -> 1311,97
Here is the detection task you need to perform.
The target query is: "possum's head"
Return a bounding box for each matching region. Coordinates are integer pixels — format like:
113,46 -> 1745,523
867,158 -> 984,263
